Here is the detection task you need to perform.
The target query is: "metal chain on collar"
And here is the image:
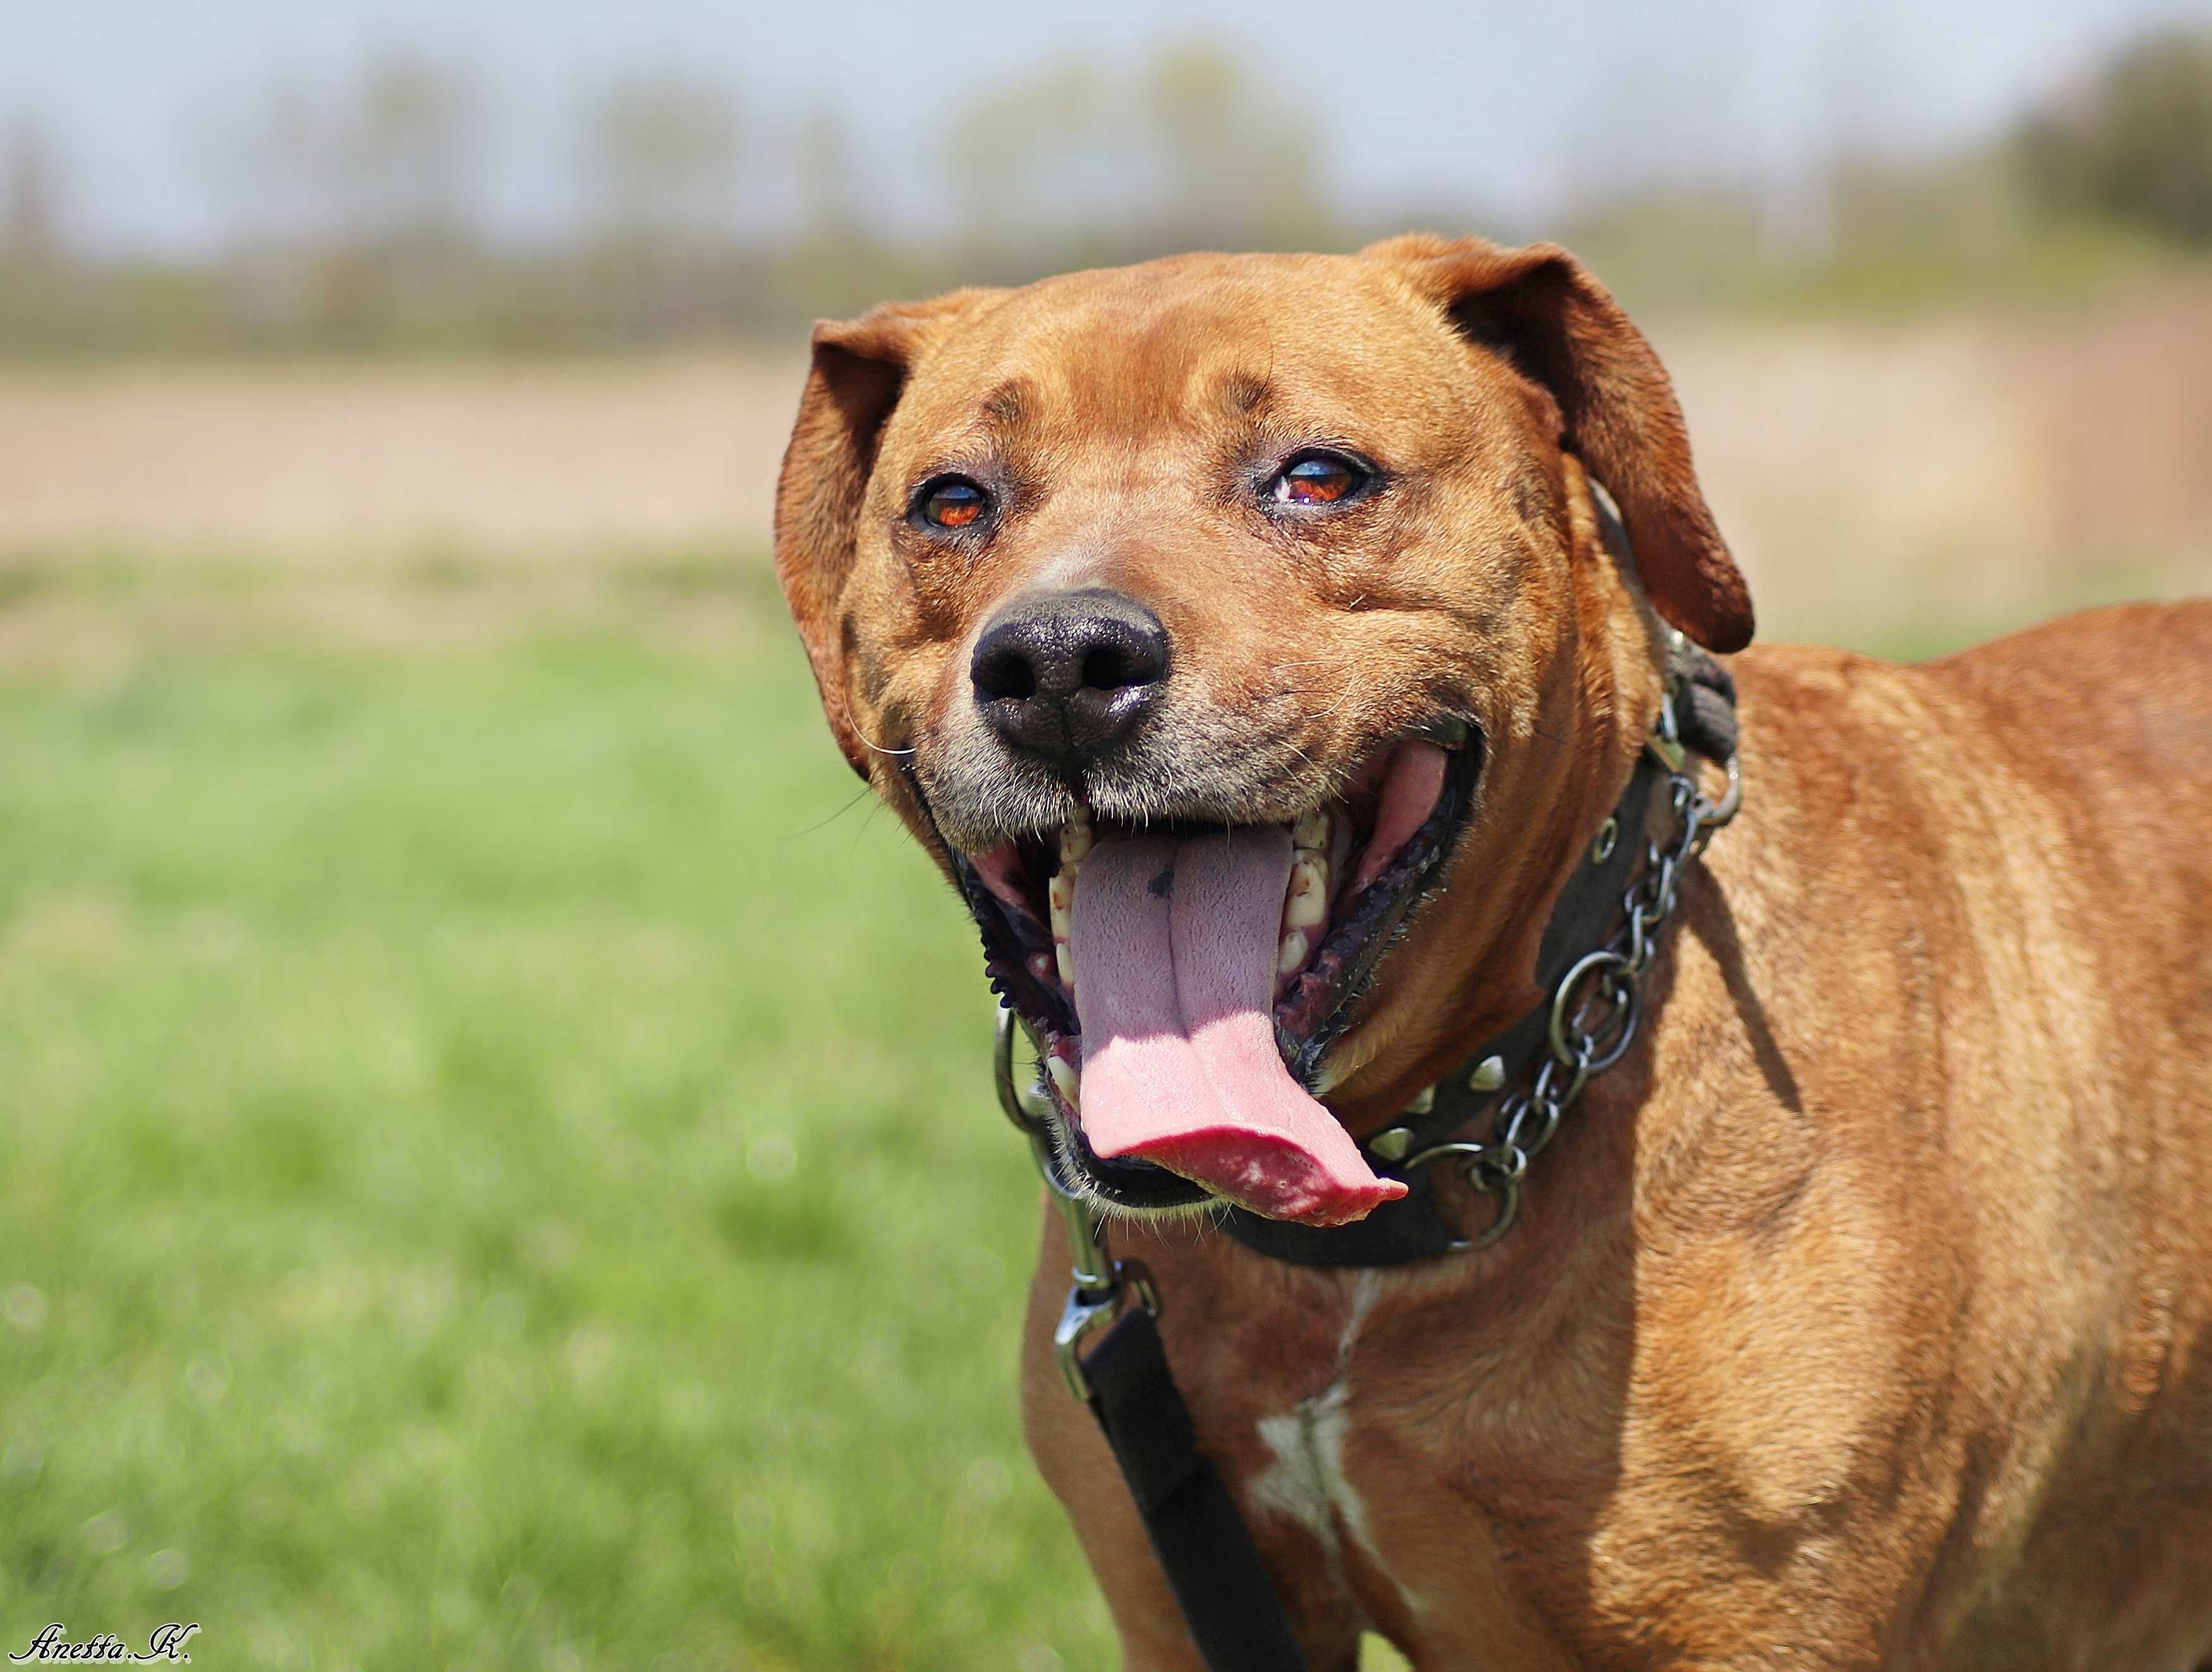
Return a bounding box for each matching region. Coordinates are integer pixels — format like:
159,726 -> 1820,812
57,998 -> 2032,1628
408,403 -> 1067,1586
1402,692 -> 1742,1251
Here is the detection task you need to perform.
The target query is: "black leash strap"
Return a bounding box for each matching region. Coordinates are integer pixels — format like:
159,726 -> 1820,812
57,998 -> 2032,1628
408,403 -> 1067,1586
1083,1307 -> 1309,1671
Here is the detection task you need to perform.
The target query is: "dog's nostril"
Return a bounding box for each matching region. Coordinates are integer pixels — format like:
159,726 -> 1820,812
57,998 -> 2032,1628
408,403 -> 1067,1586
973,643 -> 1039,702
1081,639 -> 1161,691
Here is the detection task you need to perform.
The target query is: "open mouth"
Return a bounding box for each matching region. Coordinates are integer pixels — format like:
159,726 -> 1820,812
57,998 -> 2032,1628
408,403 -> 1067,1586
946,720 -> 1483,1227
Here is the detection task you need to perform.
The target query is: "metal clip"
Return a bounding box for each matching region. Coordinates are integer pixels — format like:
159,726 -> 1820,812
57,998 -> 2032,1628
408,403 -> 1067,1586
1054,1284 -> 1121,1400
996,1003 -> 1160,1401
1054,1261 -> 1158,1403
1047,1177 -> 1158,1399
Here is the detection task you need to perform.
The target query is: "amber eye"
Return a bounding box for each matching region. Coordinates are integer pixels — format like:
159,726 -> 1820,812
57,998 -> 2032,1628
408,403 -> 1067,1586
1268,452 -> 1368,507
915,475 -> 991,530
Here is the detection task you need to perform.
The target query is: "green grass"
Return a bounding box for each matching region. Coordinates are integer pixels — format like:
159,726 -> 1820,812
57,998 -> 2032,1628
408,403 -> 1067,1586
0,624 -> 1126,1669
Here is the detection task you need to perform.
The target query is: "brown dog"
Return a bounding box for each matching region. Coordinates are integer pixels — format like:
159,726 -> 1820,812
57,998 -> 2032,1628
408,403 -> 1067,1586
774,235 -> 2212,1670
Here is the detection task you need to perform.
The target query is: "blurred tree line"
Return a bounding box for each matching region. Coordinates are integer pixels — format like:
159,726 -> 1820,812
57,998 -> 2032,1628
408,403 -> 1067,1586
2016,28 -> 2212,247
0,39 -> 1339,354
2,26 -> 2210,355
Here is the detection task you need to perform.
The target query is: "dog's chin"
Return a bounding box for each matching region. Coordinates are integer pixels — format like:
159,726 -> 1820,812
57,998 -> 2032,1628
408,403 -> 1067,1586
940,720 -> 1483,1224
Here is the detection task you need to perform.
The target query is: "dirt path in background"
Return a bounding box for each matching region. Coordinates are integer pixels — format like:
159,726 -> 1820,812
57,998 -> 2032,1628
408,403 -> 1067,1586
0,350 -> 806,564
1,295 -> 2207,650
1653,289 -> 2212,644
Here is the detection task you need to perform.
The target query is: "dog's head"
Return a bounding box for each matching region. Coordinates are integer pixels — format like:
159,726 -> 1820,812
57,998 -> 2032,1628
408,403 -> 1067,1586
775,234 -> 1750,1228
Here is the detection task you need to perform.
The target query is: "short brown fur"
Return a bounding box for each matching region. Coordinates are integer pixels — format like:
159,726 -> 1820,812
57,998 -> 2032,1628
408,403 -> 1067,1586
775,236 -> 2212,1669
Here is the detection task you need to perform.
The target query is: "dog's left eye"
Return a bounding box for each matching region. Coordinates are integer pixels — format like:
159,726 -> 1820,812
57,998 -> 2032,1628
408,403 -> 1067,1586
1268,452 -> 1369,507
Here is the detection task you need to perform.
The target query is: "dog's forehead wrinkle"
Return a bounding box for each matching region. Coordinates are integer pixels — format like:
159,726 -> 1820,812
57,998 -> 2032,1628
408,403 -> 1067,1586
978,376 -> 1033,428
927,265 -> 1462,444
1218,368 -> 1275,417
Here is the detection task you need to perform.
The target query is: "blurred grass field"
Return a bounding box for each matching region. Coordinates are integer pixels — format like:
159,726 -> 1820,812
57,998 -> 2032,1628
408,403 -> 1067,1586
0,587 -> 1141,1669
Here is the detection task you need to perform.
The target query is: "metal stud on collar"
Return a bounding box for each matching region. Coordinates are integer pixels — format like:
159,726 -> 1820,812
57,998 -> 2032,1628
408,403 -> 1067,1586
1366,1125 -> 1416,1163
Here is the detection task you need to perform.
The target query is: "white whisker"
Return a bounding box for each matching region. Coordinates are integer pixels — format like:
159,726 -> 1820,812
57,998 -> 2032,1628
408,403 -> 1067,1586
853,724 -> 916,758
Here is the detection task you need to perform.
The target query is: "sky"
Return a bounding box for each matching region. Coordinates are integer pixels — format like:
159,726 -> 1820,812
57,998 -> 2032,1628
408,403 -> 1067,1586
6,0 -> 2210,254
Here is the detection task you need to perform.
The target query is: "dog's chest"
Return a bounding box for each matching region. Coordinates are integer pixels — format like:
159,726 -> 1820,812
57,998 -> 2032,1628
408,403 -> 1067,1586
1222,1270 -> 1449,1623
1231,1270 -> 1383,1566
1204,1264 -> 1629,1657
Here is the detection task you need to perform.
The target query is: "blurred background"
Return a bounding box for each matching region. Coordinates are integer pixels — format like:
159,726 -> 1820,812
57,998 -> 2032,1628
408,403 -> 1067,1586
1,2 -> 2208,1668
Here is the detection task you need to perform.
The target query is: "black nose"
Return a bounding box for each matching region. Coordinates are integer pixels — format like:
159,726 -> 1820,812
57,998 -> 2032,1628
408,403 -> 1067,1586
971,588 -> 1172,765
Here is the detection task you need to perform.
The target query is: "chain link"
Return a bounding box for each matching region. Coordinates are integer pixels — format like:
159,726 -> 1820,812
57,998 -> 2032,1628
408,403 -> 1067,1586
1440,715 -> 1739,1250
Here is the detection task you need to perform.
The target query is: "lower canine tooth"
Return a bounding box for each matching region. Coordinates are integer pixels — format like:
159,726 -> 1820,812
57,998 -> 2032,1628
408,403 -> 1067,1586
1047,873 -> 1074,912
1055,943 -> 1076,989
1045,1054 -> 1079,1110
1277,930 -> 1309,976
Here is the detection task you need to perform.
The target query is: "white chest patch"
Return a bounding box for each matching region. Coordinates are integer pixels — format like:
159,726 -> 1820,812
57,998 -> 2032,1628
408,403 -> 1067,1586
1250,1381 -> 1370,1558
1247,1272 -> 1384,1568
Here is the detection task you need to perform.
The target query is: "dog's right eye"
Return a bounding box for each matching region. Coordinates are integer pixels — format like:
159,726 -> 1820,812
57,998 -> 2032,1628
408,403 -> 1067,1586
913,475 -> 992,530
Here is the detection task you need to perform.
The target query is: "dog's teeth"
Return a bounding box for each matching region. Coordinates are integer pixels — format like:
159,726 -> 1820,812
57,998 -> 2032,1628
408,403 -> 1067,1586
1028,952 -> 1055,984
1045,1053 -> 1079,1110
1292,808 -> 1329,852
1284,857 -> 1328,929
1277,930 -> 1310,976
1048,837 -> 1082,991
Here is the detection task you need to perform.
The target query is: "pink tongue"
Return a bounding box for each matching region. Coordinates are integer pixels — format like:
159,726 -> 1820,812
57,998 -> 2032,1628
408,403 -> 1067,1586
1071,827 -> 1406,1227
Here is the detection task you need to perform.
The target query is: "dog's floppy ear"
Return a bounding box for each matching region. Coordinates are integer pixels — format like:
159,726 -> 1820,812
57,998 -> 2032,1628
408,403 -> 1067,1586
1372,234 -> 1753,653
774,290 -> 995,777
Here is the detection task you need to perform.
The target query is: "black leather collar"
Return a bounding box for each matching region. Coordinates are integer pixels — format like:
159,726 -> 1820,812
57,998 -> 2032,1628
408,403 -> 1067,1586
1212,748 -> 1663,1266
1211,637 -> 1739,1266
992,643 -> 1739,1268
